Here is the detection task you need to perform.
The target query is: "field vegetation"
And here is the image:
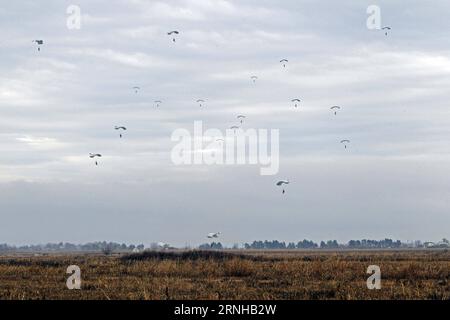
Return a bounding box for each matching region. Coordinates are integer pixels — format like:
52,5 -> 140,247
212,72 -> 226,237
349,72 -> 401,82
0,250 -> 448,300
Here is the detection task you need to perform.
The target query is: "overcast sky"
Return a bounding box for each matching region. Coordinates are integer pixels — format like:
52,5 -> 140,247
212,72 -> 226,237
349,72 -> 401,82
0,0 -> 449,246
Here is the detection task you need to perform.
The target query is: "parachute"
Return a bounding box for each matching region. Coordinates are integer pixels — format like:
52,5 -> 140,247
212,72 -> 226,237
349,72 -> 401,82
276,180 -> 290,194
280,59 -> 288,68
251,75 -> 258,83
291,99 -> 301,108
32,40 -> 44,51
89,153 -> 102,166
154,100 -> 162,107
230,125 -> 240,133
196,99 -> 205,107
382,26 -> 391,36
237,115 -> 246,124
167,30 -> 179,42
207,232 -> 220,239
330,106 -> 340,115
114,126 -> 127,138
132,86 -> 140,94
340,139 -> 350,149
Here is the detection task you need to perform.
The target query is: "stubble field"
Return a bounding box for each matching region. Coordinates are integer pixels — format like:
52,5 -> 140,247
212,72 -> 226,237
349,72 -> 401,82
0,250 -> 448,300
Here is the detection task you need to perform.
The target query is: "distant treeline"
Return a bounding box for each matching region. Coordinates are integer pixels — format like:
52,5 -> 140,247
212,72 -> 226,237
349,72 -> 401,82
1,238 -> 448,253
200,239 -> 443,250
0,241 -> 145,253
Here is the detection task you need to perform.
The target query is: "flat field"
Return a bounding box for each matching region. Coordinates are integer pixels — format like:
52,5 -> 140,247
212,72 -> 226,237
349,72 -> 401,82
0,250 -> 448,300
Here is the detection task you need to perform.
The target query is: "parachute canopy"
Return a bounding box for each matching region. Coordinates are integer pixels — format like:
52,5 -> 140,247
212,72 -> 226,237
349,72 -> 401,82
89,153 -> 102,165
280,59 -> 288,67
207,232 -> 220,239
340,140 -> 350,149
32,40 -> 44,51
276,180 -> 290,194
276,180 -> 289,186
167,30 -> 179,42
291,99 -> 301,107
89,153 -> 102,158
331,106 -> 341,115
115,126 -> 127,138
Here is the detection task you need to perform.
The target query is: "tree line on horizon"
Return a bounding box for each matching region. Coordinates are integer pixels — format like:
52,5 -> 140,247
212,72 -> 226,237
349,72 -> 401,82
0,241 -> 145,253
201,238 -> 434,250
200,238 -> 449,249
1,238 -> 448,253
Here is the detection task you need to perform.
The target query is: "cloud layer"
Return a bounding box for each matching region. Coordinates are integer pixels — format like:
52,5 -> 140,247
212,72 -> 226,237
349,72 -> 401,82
0,0 -> 449,245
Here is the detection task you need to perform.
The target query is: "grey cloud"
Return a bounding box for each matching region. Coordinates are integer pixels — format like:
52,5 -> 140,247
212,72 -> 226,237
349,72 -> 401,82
0,0 -> 449,245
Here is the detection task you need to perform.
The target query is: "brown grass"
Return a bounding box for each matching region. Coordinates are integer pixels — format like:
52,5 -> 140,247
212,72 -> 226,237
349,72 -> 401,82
0,250 -> 448,300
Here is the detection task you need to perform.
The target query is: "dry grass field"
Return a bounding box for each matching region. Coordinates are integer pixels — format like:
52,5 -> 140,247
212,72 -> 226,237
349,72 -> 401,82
0,250 -> 448,300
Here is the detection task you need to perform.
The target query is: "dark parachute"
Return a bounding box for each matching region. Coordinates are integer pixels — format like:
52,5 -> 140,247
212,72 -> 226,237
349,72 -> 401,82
276,180 -> 290,194
280,59 -> 288,68
89,153 -> 102,166
167,30 -> 179,42
330,106 -> 340,115
32,40 -> 44,51
115,126 -> 127,138
291,99 -> 301,108
340,139 -> 350,149
196,99 -> 205,107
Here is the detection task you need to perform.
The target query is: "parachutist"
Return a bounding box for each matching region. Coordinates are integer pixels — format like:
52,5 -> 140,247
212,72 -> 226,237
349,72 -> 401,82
168,30 -> 179,42
115,126 -> 127,138
197,99 -> 205,107
382,26 -> 391,36
291,99 -> 301,108
331,106 -> 340,115
89,153 -> 102,165
277,180 -> 290,194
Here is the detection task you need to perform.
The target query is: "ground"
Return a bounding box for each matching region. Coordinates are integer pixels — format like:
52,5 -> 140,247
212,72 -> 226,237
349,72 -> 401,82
0,250 -> 448,300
